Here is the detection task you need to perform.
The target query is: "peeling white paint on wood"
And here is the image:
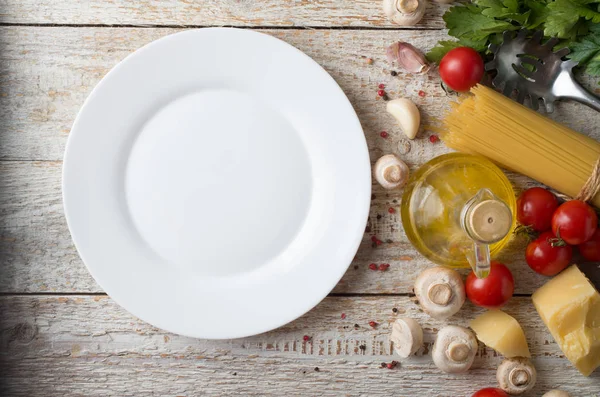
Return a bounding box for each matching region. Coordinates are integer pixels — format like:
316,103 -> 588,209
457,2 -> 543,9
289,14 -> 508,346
1,0 -> 450,28
0,296 -> 597,396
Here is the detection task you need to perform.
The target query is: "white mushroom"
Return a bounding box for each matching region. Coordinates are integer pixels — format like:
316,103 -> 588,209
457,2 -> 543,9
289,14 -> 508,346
542,391 -> 572,397
374,154 -> 409,190
497,357 -> 537,395
432,325 -> 477,373
390,318 -> 423,358
414,267 -> 465,320
383,0 -> 428,26
386,98 -> 420,140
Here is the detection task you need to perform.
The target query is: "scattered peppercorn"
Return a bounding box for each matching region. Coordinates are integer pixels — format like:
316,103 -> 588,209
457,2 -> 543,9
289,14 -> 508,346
379,263 -> 390,271
359,344 -> 366,351
341,313 -> 346,319
385,239 -> 393,244
303,335 -> 310,342
368,263 -> 378,271
418,90 -> 426,97
369,321 -> 378,328
388,207 -> 395,214
380,131 -> 388,138
366,58 -> 373,65
378,83 -> 385,89
391,70 -> 397,76
429,134 -> 440,143
353,265 -> 359,270
381,362 -> 387,368
377,89 -> 385,97
354,324 -> 360,329
392,307 -> 398,313
365,225 -> 371,233
376,214 -> 382,220
371,193 -> 376,200
314,367 -> 320,372
233,372 -> 237,376
387,361 -> 399,369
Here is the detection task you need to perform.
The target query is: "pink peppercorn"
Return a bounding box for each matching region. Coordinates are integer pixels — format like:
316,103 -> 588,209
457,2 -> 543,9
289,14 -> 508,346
380,131 -> 388,138
429,135 -> 440,143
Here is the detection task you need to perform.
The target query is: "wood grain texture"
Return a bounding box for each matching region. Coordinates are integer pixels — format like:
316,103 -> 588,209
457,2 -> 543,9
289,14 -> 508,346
0,160 -> 576,294
1,26 -> 599,293
2,27 -> 600,162
0,295 -> 598,396
1,0 -> 449,28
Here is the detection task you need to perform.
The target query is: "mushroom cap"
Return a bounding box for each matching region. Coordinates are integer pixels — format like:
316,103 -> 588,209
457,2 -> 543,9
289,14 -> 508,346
390,317 -> 423,358
497,357 -> 537,395
432,325 -> 477,373
414,267 -> 465,320
383,0 -> 428,26
374,154 -> 409,189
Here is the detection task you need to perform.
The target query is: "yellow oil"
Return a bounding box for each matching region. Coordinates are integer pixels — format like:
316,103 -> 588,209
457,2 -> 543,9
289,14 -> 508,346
401,153 -> 516,269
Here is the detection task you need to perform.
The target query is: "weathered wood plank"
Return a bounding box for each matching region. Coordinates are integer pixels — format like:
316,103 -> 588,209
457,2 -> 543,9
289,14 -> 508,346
0,161 -> 564,294
1,0 -> 450,28
0,295 -> 597,396
2,27 -> 599,161
1,27 -> 599,294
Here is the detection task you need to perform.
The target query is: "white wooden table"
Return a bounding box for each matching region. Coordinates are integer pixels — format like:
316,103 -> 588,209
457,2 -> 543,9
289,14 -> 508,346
1,1 -> 599,396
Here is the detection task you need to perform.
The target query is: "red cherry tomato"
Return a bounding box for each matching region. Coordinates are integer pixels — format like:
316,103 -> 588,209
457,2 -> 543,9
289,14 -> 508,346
466,262 -> 514,309
525,231 -> 572,276
516,187 -> 559,231
551,200 -> 597,245
472,388 -> 510,397
439,47 -> 484,92
578,229 -> 600,261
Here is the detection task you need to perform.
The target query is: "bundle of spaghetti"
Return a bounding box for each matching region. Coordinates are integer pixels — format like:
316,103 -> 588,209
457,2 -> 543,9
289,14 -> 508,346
443,84 -> 600,208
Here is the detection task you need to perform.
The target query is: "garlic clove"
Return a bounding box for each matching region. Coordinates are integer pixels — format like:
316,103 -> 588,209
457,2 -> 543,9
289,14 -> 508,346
386,42 -> 430,74
386,98 -> 420,140
374,154 -> 409,190
542,391 -> 572,397
383,0 -> 428,26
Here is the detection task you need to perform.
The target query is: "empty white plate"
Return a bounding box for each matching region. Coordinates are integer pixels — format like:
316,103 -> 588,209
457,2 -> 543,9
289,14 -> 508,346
63,28 -> 371,339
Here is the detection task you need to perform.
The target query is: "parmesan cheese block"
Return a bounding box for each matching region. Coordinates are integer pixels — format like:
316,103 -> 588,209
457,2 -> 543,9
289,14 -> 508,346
532,265 -> 600,376
470,310 -> 531,358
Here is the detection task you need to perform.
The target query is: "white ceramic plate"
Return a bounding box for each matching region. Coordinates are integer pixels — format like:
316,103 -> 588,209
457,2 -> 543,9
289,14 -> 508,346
63,28 -> 371,339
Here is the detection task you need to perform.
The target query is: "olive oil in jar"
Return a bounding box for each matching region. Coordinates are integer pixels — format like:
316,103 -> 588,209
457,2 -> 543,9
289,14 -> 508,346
401,153 -> 516,270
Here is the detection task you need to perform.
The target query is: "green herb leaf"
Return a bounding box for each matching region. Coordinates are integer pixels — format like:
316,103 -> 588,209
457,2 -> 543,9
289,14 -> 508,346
444,4 -> 519,42
426,41 -> 463,62
524,0 -> 550,29
568,30 -> 600,75
546,0 -> 584,38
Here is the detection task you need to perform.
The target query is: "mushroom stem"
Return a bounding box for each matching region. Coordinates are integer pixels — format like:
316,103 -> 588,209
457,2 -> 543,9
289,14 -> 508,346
383,0 -> 428,26
374,155 -> 409,190
432,325 -> 477,373
496,357 -> 537,395
428,282 -> 453,305
414,267 -> 465,320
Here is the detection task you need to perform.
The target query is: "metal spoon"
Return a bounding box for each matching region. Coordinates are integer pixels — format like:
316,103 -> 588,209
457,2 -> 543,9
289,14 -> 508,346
485,29 -> 600,113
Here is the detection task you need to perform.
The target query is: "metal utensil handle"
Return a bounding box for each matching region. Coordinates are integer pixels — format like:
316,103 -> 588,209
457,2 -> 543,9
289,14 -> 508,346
563,76 -> 600,112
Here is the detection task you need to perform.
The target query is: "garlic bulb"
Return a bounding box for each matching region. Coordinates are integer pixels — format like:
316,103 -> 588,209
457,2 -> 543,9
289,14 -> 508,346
386,42 -> 430,74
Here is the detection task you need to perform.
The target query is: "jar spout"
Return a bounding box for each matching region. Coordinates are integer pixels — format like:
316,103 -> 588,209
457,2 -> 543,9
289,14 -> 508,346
461,189 -> 512,278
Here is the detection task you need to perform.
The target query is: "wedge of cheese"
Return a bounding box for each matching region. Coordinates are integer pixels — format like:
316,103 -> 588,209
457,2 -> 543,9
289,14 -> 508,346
532,265 -> 600,376
470,310 -> 531,358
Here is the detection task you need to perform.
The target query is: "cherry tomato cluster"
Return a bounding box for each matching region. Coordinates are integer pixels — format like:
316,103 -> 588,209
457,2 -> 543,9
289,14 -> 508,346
517,187 -> 599,276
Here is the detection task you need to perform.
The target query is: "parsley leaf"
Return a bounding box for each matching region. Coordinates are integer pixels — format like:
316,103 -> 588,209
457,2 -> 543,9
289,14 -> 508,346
426,41 -> 463,62
568,31 -> 600,78
444,4 -> 519,42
